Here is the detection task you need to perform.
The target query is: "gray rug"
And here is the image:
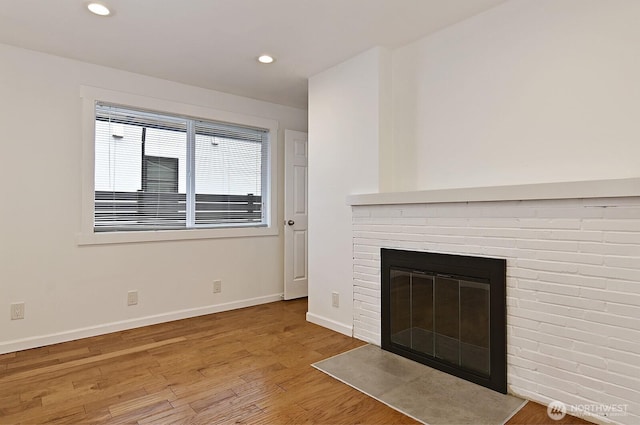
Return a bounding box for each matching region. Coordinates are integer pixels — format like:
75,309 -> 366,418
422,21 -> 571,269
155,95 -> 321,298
312,344 -> 526,425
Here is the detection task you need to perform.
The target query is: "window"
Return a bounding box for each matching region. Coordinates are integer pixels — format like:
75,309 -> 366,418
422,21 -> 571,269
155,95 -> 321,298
94,102 -> 270,232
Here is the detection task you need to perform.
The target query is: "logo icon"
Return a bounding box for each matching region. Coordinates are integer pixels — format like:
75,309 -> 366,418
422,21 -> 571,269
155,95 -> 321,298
547,400 -> 567,421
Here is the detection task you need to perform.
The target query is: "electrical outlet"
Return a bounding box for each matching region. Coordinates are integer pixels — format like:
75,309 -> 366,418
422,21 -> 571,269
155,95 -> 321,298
11,303 -> 25,320
127,290 -> 138,306
331,292 -> 339,308
213,280 -> 222,294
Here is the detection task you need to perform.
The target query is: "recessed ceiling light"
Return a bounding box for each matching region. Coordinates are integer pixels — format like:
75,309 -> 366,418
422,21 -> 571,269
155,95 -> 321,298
258,55 -> 275,64
87,3 -> 111,16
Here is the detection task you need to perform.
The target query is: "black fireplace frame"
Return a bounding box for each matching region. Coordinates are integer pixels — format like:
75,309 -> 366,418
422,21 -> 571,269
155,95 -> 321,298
381,248 -> 507,393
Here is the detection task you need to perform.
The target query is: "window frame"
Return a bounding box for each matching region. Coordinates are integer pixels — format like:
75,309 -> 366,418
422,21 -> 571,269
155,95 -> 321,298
79,86 -> 279,245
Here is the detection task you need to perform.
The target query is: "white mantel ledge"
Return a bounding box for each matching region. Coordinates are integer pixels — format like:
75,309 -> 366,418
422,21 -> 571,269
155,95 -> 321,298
347,178 -> 640,206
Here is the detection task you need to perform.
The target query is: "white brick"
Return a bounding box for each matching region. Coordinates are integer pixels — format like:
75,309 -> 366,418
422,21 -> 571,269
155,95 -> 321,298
353,258 -> 379,268
536,250 -> 603,265
353,293 -> 379,306
607,361 -> 640,385
354,304 -> 377,316
507,315 -> 541,331
353,273 -> 377,283
465,236 -> 517,248
605,302 -> 640,319
467,218 -> 521,228
370,206 -> 402,217
479,246 -> 531,259
603,382 -> 640,406
352,207 -> 371,217
538,323 -> 602,346
478,206 -> 536,218
353,244 -> 379,254
604,232 -> 640,244
549,230 -> 603,242
579,264 -> 640,281
516,239 -> 579,252
580,287 -> 640,306
517,279 -> 581,296
603,207 -> 640,219
516,259 -> 580,273
511,366 -> 540,382
393,217 -> 431,226
535,207 -> 604,219
608,337 -> 640,356
583,311 -> 640,331
508,335 -> 540,352
421,234 -> 467,245
507,375 -> 539,393
569,317 -> 640,342
355,300 -> 380,313
519,300 -> 585,320
509,267 -> 539,279
353,286 -> 380,299
580,242 -> 640,256
507,354 -> 539,371
583,219 -> 640,231
514,327 -> 573,349
535,291 -> 606,311
354,314 -> 379,327
354,320 -> 379,334
507,287 -> 537,301
471,227 -> 549,239
353,328 -> 380,345
520,218 -> 582,230
573,342 -> 636,369
399,206 -> 436,218
606,279 -> 640,293
604,255 -> 640,270
536,271 -> 606,289
536,363 -> 605,392
518,349 -> 578,372
353,265 -> 378,275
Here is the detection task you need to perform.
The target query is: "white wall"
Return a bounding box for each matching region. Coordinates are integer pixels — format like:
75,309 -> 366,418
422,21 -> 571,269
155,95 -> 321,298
307,47 -> 390,334
0,43 -> 306,353
392,0 -> 640,191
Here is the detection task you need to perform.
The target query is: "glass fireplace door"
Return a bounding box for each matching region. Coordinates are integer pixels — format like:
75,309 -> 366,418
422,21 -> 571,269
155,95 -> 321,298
389,268 -> 490,377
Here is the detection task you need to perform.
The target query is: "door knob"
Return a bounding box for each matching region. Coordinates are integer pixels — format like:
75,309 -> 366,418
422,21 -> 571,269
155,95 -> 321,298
287,220 -> 295,226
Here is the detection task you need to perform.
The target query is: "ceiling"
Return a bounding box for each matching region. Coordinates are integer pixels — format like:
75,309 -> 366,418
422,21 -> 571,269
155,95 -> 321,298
0,0 -> 507,109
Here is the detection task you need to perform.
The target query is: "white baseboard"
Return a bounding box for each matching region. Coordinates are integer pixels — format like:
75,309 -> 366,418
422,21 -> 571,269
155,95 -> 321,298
306,312 -> 353,337
508,387 -> 618,425
0,293 -> 283,355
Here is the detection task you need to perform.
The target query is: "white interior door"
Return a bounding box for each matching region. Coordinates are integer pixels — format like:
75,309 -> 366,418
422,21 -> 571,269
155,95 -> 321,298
284,130 -> 308,300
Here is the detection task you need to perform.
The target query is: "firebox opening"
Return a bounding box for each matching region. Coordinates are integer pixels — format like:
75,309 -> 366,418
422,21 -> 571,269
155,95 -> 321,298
381,249 -> 507,393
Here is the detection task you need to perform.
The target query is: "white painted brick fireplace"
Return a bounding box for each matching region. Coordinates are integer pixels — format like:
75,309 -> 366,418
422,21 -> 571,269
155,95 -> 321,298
348,179 -> 640,425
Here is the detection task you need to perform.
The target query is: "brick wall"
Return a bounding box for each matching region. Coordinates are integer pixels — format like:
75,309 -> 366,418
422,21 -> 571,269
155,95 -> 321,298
352,197 -> 640,425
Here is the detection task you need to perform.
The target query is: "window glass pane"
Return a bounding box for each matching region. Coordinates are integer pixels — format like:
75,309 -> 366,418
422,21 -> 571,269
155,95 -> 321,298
94,104 -> 187,231
194,122 -> 267,226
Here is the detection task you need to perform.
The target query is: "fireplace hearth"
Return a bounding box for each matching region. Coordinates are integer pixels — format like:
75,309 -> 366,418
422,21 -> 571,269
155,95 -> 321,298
381,248 -> 507,393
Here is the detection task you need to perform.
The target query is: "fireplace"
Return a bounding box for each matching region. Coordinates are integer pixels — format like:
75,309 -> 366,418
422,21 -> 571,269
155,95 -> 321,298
381,248 -> 507,393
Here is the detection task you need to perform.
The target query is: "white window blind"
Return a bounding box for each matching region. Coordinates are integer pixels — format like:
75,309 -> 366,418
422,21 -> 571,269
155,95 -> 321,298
94,103 -> 269,232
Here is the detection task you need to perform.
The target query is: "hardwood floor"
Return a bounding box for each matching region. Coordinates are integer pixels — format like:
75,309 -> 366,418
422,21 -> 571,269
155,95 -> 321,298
0,299 -> 591,425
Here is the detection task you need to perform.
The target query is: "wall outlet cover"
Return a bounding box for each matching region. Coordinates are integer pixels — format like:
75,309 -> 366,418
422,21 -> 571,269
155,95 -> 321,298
127,291 -> 138,306
331,292 -> 339,308
11,302 -> 25,320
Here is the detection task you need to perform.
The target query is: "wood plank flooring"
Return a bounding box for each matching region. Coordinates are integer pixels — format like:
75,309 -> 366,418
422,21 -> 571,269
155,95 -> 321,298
0,299 -> 591,425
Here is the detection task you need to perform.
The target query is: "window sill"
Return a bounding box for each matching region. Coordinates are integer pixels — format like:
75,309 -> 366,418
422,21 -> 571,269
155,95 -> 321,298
76,225 -> 278,245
